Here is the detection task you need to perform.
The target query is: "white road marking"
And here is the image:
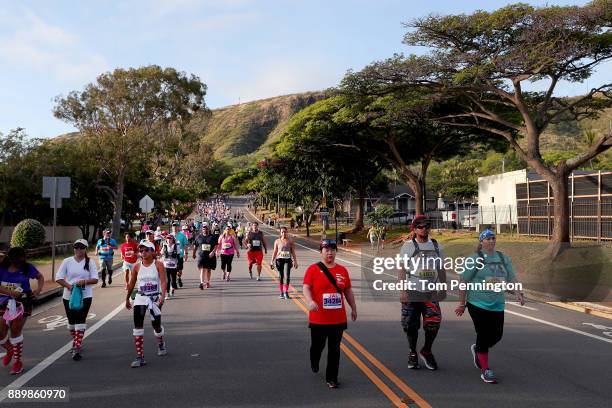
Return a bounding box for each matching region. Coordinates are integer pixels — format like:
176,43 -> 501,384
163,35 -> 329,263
0,302 -> 125,403
504,309 -> 612,345
38,314 -> 97,331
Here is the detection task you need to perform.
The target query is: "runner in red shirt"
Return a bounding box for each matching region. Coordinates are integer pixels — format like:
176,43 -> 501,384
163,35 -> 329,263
303,239 -> 357,389
120,232 -> 140,290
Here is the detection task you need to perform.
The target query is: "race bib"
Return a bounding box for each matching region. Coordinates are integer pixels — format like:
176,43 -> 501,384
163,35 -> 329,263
139,281 -> 159,295
278,251 -> 291,259
252,240 -> 261,247
322,293 -> 342,309
222,242 -> 232,250
164,259 -> 178,268
418,269 -> 437,279
1,281 -> 21,292
201,244 -> 211,251
484,277 -> 505,285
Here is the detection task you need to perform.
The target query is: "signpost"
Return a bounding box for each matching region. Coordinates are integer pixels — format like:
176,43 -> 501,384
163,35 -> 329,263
42,177 -> 71,280
139,195 -> 154,225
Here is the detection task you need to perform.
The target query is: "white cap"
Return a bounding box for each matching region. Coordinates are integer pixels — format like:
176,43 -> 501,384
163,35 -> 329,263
138,240 -> 156,250
73,239 -> 88,247
182,225 -> 188,229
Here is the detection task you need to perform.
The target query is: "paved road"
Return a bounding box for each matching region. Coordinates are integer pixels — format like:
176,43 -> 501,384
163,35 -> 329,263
1,198 -> 611,407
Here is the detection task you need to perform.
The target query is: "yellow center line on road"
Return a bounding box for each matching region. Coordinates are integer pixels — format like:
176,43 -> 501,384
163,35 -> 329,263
262,263 -> 431,408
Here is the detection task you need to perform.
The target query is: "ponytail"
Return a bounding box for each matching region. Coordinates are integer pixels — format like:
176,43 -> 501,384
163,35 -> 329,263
84,253 -> 90,271
476,242 -> 483,252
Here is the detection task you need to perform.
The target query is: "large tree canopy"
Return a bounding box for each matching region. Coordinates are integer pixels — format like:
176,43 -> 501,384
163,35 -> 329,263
345,1 -> 612,249
54,65 -> 207,237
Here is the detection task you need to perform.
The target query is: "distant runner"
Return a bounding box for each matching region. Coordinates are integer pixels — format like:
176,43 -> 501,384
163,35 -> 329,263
245,222 -> 267,281
271,226 -> 298,299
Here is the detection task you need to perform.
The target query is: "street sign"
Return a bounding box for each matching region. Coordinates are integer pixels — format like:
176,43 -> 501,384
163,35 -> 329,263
42,177 -> 71,209
139,195 -> 154,213
319,207 -> 329,215
42,177 -> 71,281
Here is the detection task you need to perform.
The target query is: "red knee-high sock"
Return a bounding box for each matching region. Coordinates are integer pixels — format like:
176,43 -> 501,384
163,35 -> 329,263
1,335 -> 12,365
74,324 -> 86,349
154,326 -> 165,345
476,352 -> 489,370
10,336 -> 23,362
133,329 -> 145,357
67,324 -> 76,348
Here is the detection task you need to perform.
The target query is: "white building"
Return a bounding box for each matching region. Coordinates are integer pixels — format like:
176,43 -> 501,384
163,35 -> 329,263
478,169 -> 528,232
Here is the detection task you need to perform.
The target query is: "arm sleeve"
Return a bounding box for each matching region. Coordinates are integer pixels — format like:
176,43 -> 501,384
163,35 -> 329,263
27,263 -> 40,279
504,254 -> 516,281
303,265 -> 314,286
56,259 -> 68,280
460,254 -> 479,282
89,259 -> 98,279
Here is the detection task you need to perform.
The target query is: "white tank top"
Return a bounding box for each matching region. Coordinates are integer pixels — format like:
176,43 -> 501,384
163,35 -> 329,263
134,261 -> 161,306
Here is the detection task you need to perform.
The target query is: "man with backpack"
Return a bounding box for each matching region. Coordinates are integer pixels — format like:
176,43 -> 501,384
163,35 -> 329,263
398,215 -> 447,371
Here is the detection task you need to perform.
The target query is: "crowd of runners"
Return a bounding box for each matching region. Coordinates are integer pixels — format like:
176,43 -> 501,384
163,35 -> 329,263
0,197 -> 524,388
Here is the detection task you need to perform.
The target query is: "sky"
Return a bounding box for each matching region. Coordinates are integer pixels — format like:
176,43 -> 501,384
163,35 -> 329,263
0,0 -> 609,139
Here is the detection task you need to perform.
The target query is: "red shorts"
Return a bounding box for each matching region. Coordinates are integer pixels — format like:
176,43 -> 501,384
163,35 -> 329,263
247,250 -> 264,266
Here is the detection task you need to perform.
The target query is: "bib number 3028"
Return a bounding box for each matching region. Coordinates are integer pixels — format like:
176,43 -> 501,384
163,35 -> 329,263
322,293 -> 342,309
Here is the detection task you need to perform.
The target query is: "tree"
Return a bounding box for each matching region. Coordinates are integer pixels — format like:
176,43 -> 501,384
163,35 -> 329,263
54,65 -> 207,238
396,1 -> 612,250
273,96 -> 388,232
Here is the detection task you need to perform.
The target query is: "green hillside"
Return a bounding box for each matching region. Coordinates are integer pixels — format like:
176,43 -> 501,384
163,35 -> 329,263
188,92 -> 326,167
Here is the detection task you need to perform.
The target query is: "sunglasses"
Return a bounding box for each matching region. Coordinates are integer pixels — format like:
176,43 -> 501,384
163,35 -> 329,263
73,245 -> 87,250
416,224 -> 430,230
138,248 -> 154,253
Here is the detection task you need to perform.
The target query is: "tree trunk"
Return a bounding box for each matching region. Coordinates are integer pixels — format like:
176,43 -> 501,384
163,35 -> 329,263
352,191 -> 365,233
305,212 -> 311,237
111,168 -> 126,239
548,172 -> 571,255
284,201 -> 288,217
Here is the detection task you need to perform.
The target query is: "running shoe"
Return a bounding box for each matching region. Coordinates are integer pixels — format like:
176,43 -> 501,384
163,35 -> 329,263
9,361 -> 23,375
178,278 -> 183,287
471,344 -> 480,369
206,282 -> 211,288
279,293 -> 285,299
171,288 -> 175,296
199,283 -> 204,290
2,349 -> 13,366
481,369 -> 497,384
419,350 -> 438,370
249,271 -> 253,279
108,276 -> 112,285
326,381 -> 339,389
257,276 -> 261,281
284,292 -> 291,299
165,294 -> 170,300
131,356 -> 146,368
101,282 -> 107,288
157,342 -> 167,356
407,352 -> 420,369
72,350 -> 82,361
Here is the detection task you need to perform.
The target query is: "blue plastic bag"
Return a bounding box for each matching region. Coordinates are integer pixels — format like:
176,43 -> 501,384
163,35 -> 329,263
69,285 -> 83,310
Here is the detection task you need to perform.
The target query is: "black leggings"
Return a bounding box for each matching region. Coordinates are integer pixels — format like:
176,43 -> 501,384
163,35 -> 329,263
467,302 -> 504,353
310,324 -> 345,383
166,267 -> 178,292
220,254 -> 234,272
275,259 -> 292,285
62,298 -> 93,325
133,305 -> 162,331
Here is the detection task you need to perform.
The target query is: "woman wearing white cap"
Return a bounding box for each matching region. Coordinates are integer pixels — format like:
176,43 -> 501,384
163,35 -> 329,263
55,239 -> 99,361
125,240 -> 167,368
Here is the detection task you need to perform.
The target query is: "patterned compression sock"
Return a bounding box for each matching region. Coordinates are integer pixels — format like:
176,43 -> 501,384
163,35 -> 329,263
74,324 -> 87,349
133,329 -> 145,357
9,335 -> 24,362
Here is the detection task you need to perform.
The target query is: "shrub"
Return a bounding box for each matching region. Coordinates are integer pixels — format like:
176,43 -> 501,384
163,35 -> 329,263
10,219 -> 46,249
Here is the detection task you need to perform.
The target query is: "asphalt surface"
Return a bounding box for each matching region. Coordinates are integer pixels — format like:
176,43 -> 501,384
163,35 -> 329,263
1,197 -> 611,407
